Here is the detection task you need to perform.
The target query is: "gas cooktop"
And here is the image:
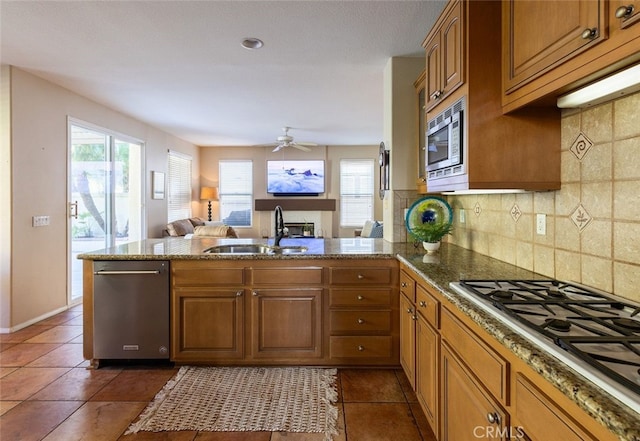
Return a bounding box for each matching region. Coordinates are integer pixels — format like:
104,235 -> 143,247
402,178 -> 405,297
449,279 -> 640,411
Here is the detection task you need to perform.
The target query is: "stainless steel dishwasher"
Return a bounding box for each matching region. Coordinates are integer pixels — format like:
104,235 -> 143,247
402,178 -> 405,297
93,260 -> 170,360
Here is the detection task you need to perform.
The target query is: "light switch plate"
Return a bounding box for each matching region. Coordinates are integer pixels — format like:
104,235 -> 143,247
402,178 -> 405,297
536,213 -> 546,235
32,215 -> 50,227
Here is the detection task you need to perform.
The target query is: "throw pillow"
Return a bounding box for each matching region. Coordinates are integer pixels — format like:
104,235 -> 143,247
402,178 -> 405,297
167,219 -> 195,236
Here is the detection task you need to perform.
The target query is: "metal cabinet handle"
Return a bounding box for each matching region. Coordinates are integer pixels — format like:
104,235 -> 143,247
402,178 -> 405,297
616,5 -> 634,19
411,315 -> 417,321
236,291 -> 243,296
430,90 -> 443,100
357,318 -> 365,324
357,295 -> 364,300
407,307 -> 413,314
401,282 -> 407,287
581,27 -> 598,39
357,274 -> 364,280
357,345 -> 365,351
486,412 -> 501,425
252,291 -> 258,296
419,300 -> 427,307
94,270 -> 160,275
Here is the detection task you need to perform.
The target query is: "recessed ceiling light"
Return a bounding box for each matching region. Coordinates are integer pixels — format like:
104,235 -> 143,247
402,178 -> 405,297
241,38 -> 264,50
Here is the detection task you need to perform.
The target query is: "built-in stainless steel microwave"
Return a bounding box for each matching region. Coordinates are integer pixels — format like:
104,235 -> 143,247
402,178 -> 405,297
426,97 -> 464,175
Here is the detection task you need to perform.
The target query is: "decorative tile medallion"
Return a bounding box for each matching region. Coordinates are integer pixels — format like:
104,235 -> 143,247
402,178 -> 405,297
510,204 -> 522,222
570,132 -> 593,161
571,204 -> 592,232
474,202 -> 482,217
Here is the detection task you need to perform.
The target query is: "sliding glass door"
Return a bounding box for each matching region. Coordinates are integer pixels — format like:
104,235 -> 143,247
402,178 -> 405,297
68,121 -> 144,303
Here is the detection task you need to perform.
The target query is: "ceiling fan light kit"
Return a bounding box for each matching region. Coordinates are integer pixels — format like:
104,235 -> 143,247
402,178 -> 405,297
266,127 -> 317,152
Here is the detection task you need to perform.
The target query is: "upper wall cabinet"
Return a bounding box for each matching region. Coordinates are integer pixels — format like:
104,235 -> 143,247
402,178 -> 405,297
414,70 -> 427,194
502,0 -> 640,112
423,0 -> 464,112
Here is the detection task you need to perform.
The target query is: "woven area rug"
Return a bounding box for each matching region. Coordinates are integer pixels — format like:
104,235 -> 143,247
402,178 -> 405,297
126,366 -> 338,440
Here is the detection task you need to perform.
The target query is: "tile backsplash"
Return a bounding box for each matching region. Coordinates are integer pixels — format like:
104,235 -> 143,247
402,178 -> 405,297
445,91 -> 640,302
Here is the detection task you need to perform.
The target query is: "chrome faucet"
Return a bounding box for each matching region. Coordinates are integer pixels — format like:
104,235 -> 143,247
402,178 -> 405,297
274,205 -> 285,246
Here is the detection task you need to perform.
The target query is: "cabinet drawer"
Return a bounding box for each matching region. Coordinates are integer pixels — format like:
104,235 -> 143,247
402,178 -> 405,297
400,270 -> 416,303
416,284 -> 440,329
330,336 -> 393,358
329,288 -> 392,307
330,267 -> 391,285
441,308 -> 509,403
172,265 -> 244,287
330,310 -> 391,333
250,267 -> 323,285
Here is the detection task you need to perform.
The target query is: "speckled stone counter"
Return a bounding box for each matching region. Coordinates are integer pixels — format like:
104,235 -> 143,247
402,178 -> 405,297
79,238 -> 639,440
395,243 -> 640,441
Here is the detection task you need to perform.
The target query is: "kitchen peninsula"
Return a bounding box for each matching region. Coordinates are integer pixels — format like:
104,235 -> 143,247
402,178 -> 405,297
79,238 -> 640,441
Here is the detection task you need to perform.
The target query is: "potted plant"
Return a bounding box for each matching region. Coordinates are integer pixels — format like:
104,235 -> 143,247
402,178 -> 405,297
410,220 -> 454,253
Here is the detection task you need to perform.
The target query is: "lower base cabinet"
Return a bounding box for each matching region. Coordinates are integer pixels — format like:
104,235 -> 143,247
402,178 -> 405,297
416,313 -> 439,433
441,342 -> 508,441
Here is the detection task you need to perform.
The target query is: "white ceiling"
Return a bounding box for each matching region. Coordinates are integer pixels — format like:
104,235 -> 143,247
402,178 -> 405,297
1,0 -> 445,147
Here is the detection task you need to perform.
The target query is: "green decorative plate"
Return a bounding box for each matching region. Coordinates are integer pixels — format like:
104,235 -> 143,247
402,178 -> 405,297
405,196 -> 453,234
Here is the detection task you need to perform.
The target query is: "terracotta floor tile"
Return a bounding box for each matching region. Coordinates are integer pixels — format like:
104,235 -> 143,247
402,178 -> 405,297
41,401 -> 147,441
340,369 -> 406,402
343,403 -> 422,441
38,310 -> 83,326
0,343 -> 61,367
0,367 -> 70,400
395,369 -> 419,403
70,335 -> 84,344
27,343 -> 85,367
0,400 -> 82,441
25,325 -> 83,344
0,366 -> 19,378
410,402 -> 437,441
0,400 -> 21,416
90,368 -> 179,402
0,342 -> 17,352
0,325 -> 54,343
30,367 -> 121,401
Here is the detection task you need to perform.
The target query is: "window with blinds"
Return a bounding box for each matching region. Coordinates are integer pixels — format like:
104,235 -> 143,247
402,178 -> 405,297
340,159 -> 374,227
167,150 -> 192,222
219,160 -> 253,226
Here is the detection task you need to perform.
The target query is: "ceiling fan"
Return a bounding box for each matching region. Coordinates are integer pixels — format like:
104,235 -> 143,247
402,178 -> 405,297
262,127 -> 318,152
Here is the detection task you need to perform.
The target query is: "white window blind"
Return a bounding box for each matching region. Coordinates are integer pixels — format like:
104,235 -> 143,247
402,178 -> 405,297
167,150 -> 192,222
340,159 -> 374,227
219,160 -> 253,226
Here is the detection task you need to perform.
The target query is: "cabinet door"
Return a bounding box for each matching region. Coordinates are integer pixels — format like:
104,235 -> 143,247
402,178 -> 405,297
250,288 -> 322,359
424,32 -> 442,111
503,0 -> 604,93
172,288 -> 244,361
400,293 -> 416,388
441,342 -> 509,441
416,313 -> 439,437
441,0 -> 464,97
612,0 -> 640,29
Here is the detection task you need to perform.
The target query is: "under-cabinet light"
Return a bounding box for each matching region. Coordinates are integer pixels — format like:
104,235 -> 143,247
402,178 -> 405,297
557,63 -> 640,108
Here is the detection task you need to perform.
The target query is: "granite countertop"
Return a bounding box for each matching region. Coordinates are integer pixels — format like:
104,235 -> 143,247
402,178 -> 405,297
77,237 -> 400,260
395,243 -> 640,441
79,237 -> 639,439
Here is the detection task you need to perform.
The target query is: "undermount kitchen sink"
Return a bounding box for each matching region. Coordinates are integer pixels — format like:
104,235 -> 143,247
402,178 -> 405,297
203,244 -> 307,255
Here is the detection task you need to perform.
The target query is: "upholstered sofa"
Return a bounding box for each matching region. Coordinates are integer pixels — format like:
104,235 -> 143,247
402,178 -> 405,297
163,217 -> 238,238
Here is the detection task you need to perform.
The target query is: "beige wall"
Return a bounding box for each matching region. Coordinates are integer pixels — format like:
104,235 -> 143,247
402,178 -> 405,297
445,91 -> 640,302
199,144 -> 380,239
1,67 -> 199,330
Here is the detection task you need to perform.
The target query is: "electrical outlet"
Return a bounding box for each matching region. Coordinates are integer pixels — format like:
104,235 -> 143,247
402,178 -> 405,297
32,215 -> 50,227
459,209 -> 466,224
536,213 -> 546,235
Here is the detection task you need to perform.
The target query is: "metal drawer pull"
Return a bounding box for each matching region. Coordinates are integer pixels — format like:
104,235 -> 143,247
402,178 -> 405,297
357,274 -> 364,279
357,318 -> 365,324
581,27 -> 598,39
401,282 -> 407,287
419,300 -> 427,307
357,345 -> 365,351
486,412 -> 501,425
407,307 -> 413,313
357,295 -> 364,300
236,291 -> 243,296
94,270 -> 160,275
616,5 -> 634,19
252,291 -> 258,296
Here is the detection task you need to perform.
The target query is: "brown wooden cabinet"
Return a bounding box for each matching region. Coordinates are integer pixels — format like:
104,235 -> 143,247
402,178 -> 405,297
441,342 -> 509,441
502,0 -> 640,111
328,262 -> 399,365
400,292 -> 416,387
414,70 -> 427,194
171,258 -> 399,366
416,312 -> 439,436
423,0 -> 464,112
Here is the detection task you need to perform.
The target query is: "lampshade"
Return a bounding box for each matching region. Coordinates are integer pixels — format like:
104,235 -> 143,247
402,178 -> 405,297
200,187 -> 219,201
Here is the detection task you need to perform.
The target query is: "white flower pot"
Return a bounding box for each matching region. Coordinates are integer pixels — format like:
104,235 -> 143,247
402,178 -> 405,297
422,241 -> 441,254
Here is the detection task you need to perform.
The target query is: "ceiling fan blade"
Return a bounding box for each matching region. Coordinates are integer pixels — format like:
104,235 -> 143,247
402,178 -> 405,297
292,144 -> 312,152
272,144 -> 284,152
296,141 -> 318,147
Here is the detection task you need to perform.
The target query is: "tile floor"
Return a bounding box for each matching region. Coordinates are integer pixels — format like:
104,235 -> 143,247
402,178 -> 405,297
1,305 -> 436,441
